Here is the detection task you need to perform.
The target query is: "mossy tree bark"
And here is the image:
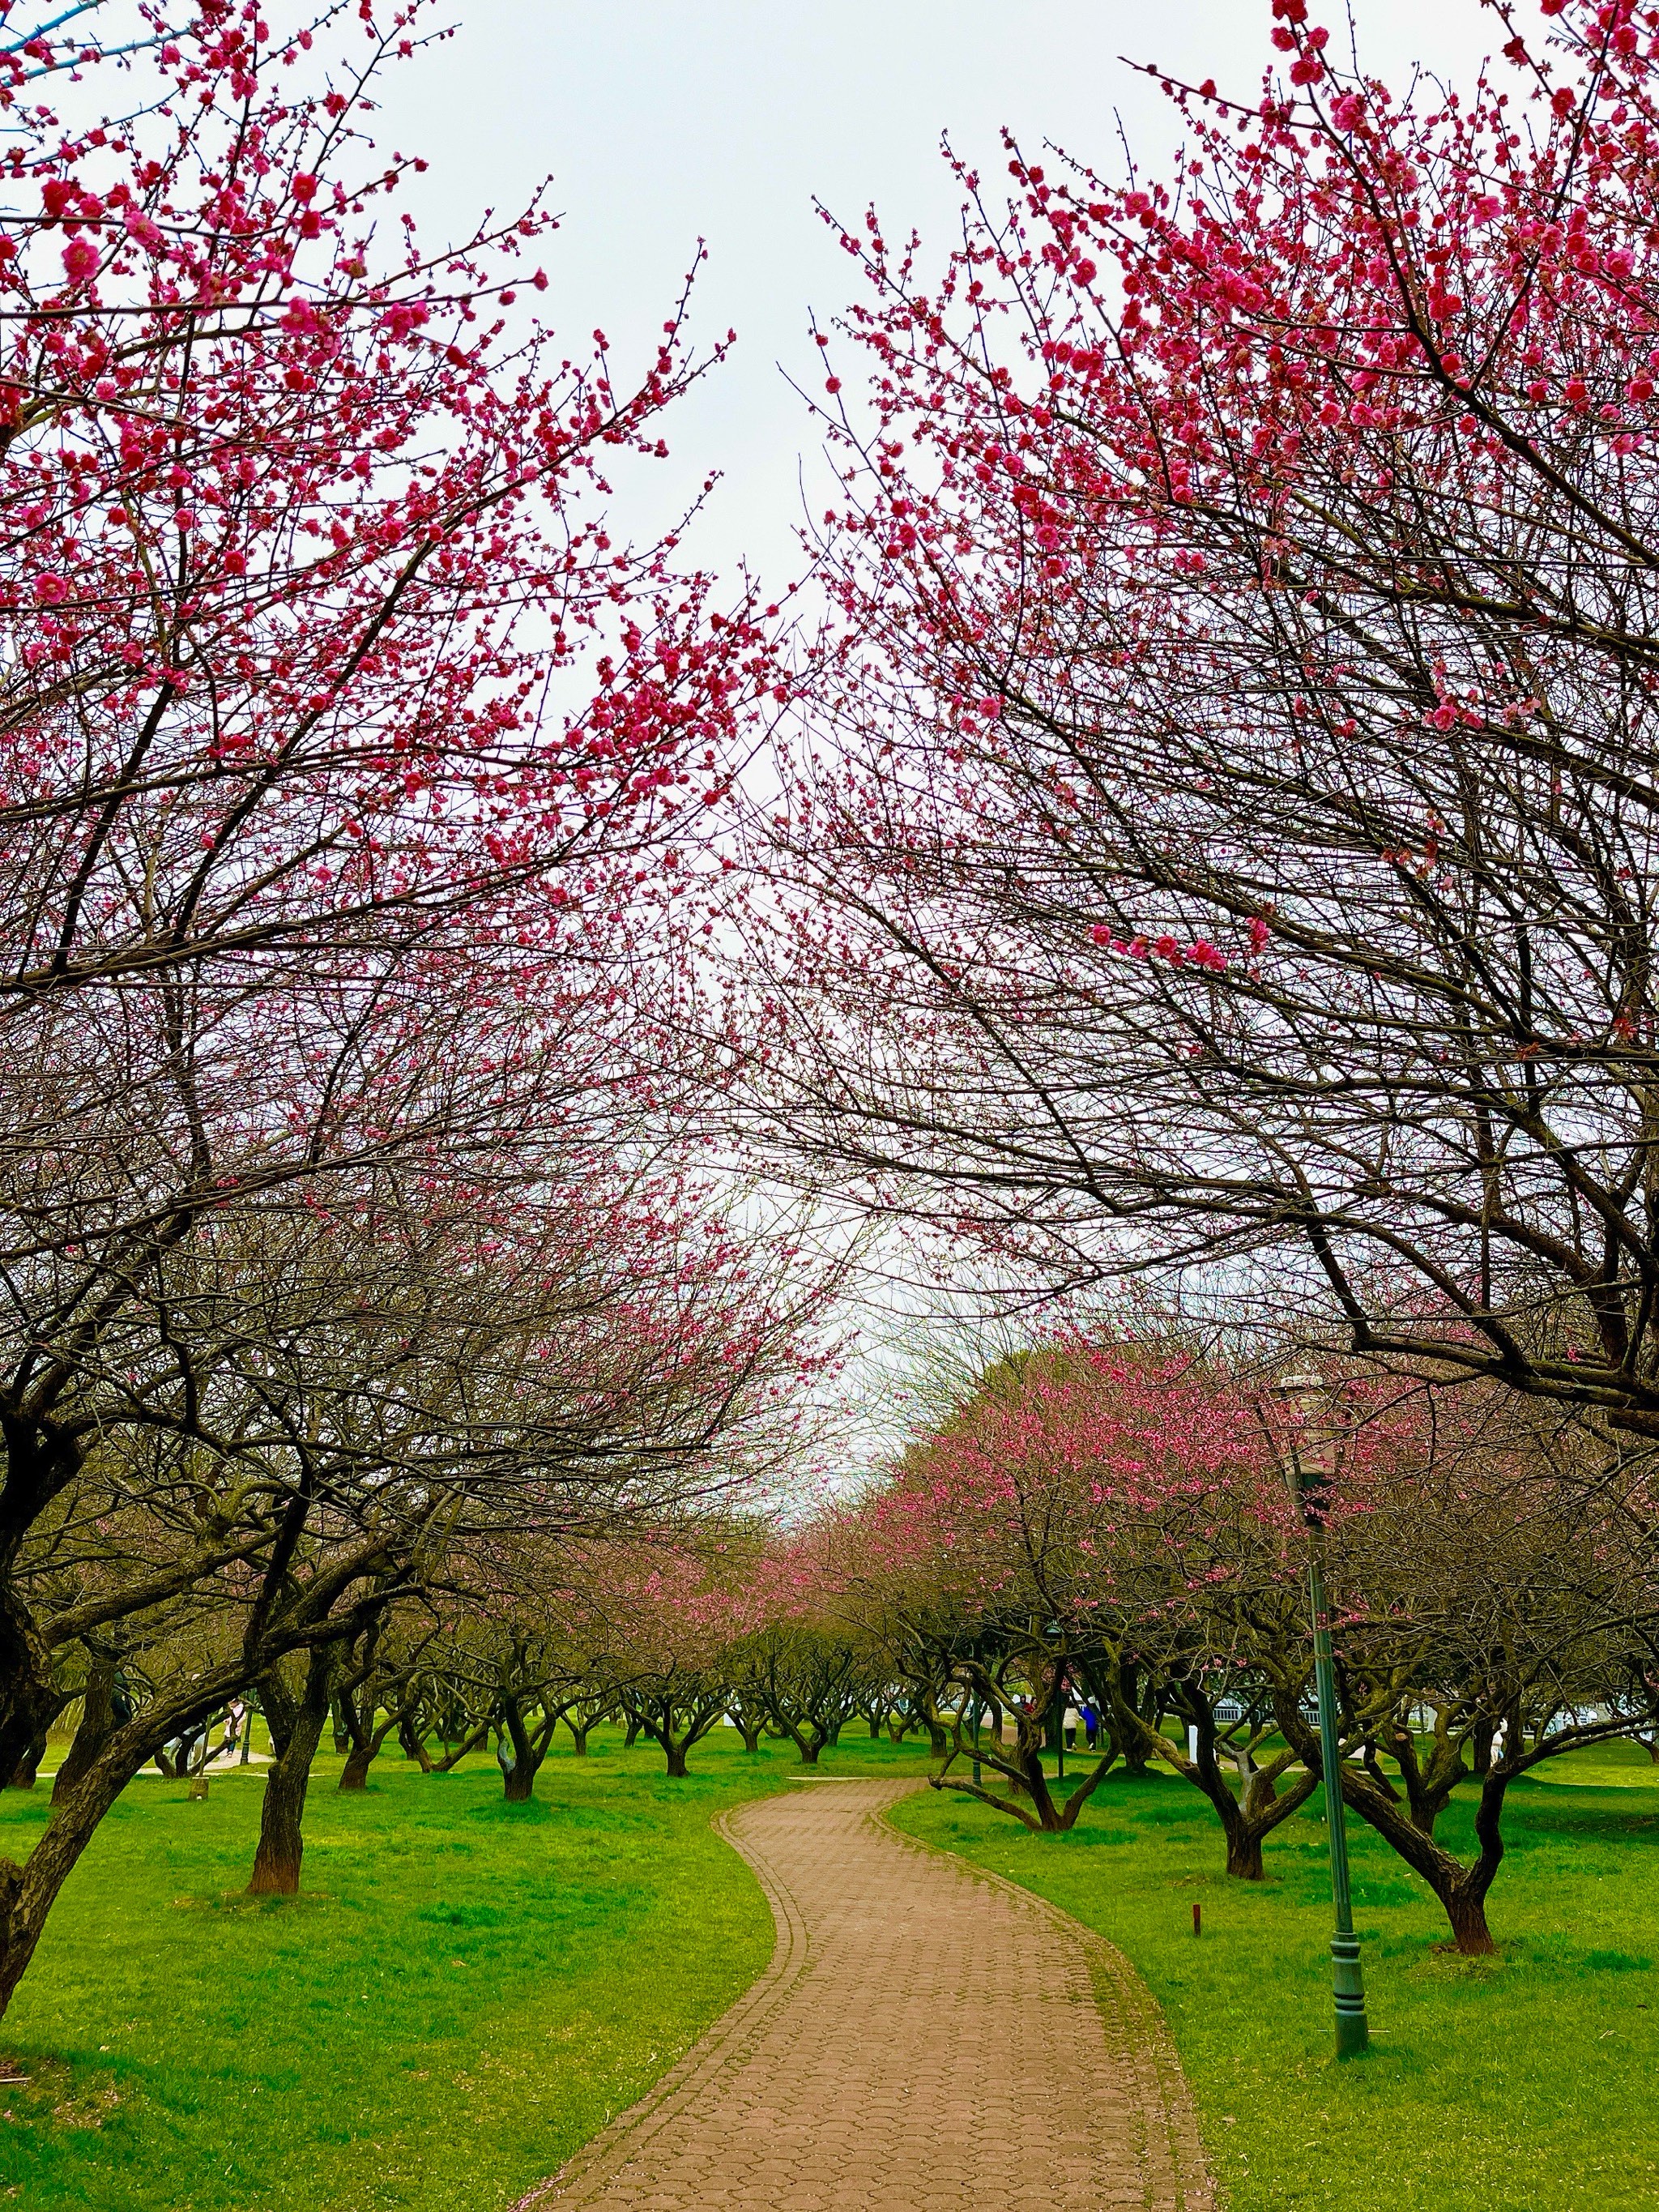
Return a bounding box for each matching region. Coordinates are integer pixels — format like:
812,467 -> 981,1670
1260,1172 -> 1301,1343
247,1647 -> 337,1898
52,1659 -> 120,1805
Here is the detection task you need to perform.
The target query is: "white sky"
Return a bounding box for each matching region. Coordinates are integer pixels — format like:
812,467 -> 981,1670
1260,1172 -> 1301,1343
371,0 -> 1512,593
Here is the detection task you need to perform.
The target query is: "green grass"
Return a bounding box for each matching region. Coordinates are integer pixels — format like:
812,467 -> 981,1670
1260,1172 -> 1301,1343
8,1720 -> 1651,2210
0,1725 -> 929,2210
892,1737 -> 1659,2210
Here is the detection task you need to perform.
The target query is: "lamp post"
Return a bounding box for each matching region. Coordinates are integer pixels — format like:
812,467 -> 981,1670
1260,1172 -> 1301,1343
1271,1368 -> 1370,2060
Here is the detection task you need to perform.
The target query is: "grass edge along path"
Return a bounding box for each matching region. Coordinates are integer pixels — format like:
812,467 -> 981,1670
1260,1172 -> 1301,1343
0,1732 -> 930,2212
890,1741 -> 1659,2212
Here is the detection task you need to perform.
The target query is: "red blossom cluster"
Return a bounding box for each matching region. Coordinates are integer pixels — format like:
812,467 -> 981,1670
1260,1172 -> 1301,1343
0,0 -> 784,1033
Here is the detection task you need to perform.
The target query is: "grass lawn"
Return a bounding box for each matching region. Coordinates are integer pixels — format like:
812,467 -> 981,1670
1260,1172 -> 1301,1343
893,1737 -> 1659,2211
6,1719 -> 1651,2210
0,1726 -> 929,2211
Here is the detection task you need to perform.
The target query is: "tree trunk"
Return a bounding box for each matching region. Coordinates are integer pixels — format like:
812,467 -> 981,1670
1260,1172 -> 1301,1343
398,1715 -> 433,1772
247,1650 -> 335,1898
1225,1826 -> 1265,1880
339,1712 -> 396,1792
431,1718 -> 489,1773
497,1695 -> 542,1802
53,1661 -> 117,1805
1444,1881 -> 1497,1956
0,1484 -> 79,1787
663,1740 -> 689,1778
1117,1664 -> 1152,1776
338,1741 -> 376,1791
567,1720 -> 591,1757
624,1714 -> 642,1748
6,1734 -> 45,1790
1273,1690 -> 1508,1952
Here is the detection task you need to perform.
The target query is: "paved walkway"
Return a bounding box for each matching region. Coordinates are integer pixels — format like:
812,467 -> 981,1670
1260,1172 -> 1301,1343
519,1777 -> 1211,2212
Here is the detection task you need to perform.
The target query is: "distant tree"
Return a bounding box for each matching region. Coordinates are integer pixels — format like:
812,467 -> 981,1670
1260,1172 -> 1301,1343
1296,1386 -> 1658,1954
582,1548 -> 748,1779
730,1618 -> 861,1766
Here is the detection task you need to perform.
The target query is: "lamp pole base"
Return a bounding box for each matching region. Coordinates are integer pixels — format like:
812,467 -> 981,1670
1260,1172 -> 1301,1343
1332,1931 -> 1370,2057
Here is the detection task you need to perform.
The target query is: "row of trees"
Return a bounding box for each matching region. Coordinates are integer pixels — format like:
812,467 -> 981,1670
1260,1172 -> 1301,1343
16,1539 -> 921,1897
827,1341 -> 1658,1955
659,0 -> 1659,1973
0,0 -> 824,2026
15,0 -> 1659,2057
58,1324 -> 1641,1969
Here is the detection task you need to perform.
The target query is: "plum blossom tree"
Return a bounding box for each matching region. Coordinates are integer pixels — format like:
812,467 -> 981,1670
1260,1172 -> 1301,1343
1282,1381 -> 1659,1952
727,1586 -> 867,1766
0,0 -> 777,1794
837,1343 -> 1282,1836
0,0 -> 821,2022
753,0 -> 1659,1441
869,1331 -> 1658,1945
0,1161 -> 831,1994
580,1548 -> 748,1779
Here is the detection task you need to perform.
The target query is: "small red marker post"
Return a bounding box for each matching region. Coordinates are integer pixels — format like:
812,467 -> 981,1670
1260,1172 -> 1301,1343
1192,1902 -> 1202,1938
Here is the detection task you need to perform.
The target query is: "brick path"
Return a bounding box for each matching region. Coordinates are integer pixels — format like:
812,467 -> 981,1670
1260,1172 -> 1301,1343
518,1777 -> 1212,2211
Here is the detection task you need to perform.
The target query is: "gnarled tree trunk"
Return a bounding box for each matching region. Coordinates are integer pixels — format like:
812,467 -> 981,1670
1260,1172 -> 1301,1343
53,1660 -> 118,1806
431,1718 -> 489,1774
6,1732 -> 47,1790
248,1649 -> 336,1898
1274,1692 -> 1503,1954
500,1698 -> 539,1804
338,1706 -> 398,1791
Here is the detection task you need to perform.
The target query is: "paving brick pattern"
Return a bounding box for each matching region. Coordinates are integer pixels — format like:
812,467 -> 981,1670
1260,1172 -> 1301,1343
518,1778 -> 1212,2211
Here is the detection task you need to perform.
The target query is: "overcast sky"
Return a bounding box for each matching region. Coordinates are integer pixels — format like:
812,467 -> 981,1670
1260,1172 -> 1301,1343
366,1 -> 1512,591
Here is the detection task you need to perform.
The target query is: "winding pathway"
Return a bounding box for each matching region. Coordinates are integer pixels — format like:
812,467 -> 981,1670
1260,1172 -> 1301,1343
518,1776 -> 1212,2212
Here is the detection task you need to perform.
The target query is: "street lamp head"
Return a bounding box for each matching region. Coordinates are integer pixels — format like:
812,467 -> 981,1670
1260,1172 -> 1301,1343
1269,1364 -> 1326,1403
1266,1367 -> 1333,1527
